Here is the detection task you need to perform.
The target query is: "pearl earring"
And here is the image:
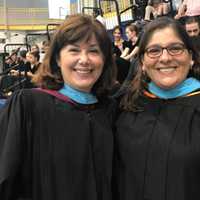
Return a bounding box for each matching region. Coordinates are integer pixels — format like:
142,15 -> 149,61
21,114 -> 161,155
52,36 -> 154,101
190,61 -> 194,69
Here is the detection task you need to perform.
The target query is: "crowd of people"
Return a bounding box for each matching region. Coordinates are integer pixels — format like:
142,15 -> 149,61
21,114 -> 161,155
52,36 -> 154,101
0,0 -> 200,199
0,41 -> 49,97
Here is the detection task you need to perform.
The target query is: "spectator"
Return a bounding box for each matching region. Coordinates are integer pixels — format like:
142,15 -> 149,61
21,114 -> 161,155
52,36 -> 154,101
31,44 -> 40,53
112,26 -> 131,84
9,50 -> 28,76
40,40 -> 50,62
9,49 -> 19,67
26,51 -> 41,77
175,0 -> 200,20
144,0 -> 170,21
112,25 -> 130,57
93,8 -> 106,27
185,16 -> 200,37
4,55 -> 12,69
121,23 -> 140,61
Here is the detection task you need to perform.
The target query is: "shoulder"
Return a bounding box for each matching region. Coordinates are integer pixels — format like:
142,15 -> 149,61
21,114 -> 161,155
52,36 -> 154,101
15,88 -> 54,100
4,88 -> 55,109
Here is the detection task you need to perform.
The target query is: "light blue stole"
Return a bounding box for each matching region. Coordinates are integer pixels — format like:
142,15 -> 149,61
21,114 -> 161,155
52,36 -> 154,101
59,84 -> 98,104
148,78 -> 200,99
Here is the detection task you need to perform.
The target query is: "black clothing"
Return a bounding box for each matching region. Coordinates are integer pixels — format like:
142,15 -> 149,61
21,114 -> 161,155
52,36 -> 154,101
115,57 -> 130,84
148,0 -> 163,5
191,36 -> 200,52
112,58 -> 139,98
0,89 -> 114,200
126,39 -> 139,53
15,60 -> 30,72
28,62 -> 41,74
112,41 -> 130,57
135,0 -> 148,18
115,92 -> 200,200
0,62 -> 31,93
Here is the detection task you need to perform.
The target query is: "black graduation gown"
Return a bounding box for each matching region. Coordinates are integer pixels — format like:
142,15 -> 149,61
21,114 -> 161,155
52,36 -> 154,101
115,92 -> 200,200
0,89 -> 114,200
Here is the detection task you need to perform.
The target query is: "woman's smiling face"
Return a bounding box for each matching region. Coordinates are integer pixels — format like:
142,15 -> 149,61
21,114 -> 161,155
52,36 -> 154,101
142,27 -> 193,89
57,35 -> 104,92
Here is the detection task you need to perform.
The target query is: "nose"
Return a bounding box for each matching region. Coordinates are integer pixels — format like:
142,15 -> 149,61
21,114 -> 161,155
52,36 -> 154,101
190,32 -> 195,37
78,51 -> 89,64
159,49 -> 171,62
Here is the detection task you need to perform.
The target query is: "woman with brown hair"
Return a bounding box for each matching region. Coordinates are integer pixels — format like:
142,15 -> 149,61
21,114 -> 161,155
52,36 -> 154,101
0,14 -> 116,200
114,17 -> 200,200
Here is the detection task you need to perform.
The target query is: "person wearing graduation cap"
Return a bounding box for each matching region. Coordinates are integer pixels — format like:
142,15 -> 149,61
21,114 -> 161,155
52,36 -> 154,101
114,17 -> 200,200
0,14 -> 116,200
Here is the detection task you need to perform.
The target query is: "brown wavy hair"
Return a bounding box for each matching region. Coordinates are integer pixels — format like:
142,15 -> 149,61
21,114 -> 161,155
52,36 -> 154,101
33,14 -> 116,98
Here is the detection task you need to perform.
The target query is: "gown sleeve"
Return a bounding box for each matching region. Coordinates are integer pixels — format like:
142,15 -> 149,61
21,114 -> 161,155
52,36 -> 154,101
0,91 -> 27,199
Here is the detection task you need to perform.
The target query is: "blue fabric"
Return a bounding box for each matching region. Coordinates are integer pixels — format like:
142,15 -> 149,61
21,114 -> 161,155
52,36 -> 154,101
0,99 -> 6,108
148,78 -> 200,99
59,84 -> 98,104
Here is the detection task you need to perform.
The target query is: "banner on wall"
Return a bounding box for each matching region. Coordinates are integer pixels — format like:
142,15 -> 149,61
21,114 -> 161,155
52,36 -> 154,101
48,0 -> 70,19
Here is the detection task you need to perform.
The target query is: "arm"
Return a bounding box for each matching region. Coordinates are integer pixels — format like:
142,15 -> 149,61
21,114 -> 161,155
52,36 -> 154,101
123,46 -> 139,61
120,47 -> 130,58
0,92 -> 26,199
174,0 -> 187,19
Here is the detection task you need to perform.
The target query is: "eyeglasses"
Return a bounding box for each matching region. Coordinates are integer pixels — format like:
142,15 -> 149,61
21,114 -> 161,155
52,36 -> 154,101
144,43 -> 186,58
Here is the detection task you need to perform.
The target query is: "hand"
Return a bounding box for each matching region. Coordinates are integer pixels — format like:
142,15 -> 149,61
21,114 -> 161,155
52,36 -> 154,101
10,70 -> 19,76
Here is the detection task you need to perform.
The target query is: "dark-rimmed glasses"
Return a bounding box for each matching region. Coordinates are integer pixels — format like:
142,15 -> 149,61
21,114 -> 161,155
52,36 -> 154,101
144,43 -> 186,58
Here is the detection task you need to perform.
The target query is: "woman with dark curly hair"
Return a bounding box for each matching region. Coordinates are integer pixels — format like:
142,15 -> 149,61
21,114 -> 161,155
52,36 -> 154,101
114,17 -> 200,200
0,14 -> 116,200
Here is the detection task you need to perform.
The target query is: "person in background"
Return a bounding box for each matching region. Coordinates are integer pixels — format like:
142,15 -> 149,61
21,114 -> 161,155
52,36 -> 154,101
31,44 -> 40,53
174,0 -> 200,20
114,17 -> 200,200
0,14 -> 116,200
10,50 -> 28,74
40,40 -> 50,62
144,0 -> 170,21
185,16 -> 200,37
121,23 -> 140,61
112,25 -> 130,58
184,16 -> 200,52
8,50 -> 30,89
112,26 -> 131,84
9,49 -> 19,67
0,50 -> 27,95
25,51 -> 41,77
93,8 -> 106,27
4,55 -> 12,69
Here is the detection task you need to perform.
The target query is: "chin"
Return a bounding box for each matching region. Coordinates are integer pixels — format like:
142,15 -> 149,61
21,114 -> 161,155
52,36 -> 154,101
157,79 -> 181,89
159,83 -> 179,90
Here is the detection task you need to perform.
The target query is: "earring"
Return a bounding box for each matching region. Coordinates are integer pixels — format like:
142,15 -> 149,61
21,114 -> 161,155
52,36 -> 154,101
190,61 -> 194,69
142,65 -> 145,73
